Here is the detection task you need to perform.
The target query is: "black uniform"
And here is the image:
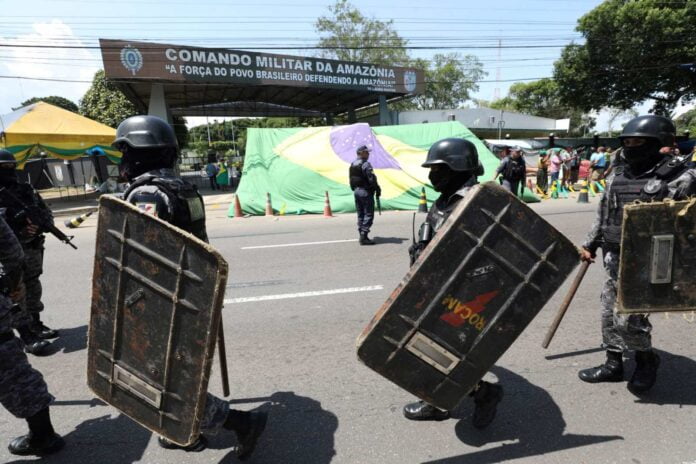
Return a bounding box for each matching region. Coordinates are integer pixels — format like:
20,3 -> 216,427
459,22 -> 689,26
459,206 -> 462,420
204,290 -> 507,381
113,114 -> 265,459
0,211 -> 63,456
349,158 -> 381,238
403,137 -> 502,427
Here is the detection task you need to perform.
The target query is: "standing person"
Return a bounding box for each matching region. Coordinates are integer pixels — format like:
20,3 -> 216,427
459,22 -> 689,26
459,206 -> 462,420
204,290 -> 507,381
548,148 -> 563,189
567,146 -> 580,184
205,158 -> 219,191
590,146 -> 607,181
402,138 -> 503,427
0,150 -> 56,355
536,150 -> 550,194
349,145 -> 381,245
0,211 -> 64,456
578,115 -> 696,394
113,115 -> 266,459
493,146 -> 526,197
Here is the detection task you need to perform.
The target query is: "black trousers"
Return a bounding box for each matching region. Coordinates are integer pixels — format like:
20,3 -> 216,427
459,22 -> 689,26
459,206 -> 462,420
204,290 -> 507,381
354,188 -> 375,234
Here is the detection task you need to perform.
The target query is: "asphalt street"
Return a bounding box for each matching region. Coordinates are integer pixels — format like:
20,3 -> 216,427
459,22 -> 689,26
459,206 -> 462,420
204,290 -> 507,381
1,197 -> 695,464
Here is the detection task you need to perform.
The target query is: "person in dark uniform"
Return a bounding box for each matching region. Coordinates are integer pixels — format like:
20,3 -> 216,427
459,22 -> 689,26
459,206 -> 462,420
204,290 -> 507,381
402,138 -> 503,427
0,150 -> 57,356
349,145 -> 381,245
578,115 -> 696,394
493,145 -> 526,197
113,115 -> 266,460
0,210 -> 64,456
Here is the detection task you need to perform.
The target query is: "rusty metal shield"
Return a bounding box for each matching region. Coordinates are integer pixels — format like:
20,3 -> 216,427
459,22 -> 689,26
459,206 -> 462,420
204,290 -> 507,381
87,196 -> 228,446
618,199 -> 696,314
356,182 -> 578,411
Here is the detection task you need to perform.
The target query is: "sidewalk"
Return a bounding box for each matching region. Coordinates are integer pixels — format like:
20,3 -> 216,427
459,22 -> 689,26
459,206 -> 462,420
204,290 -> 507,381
47,190 -> 235,217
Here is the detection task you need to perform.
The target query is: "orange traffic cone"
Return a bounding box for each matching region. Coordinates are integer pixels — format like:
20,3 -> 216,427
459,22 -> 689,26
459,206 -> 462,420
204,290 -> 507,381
231,195 -> 243,218
323,191 -> 333,217
265,192 -> 273,216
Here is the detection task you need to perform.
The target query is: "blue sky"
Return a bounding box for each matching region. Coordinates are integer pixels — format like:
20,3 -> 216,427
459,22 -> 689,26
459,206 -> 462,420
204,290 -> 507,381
1,0 -> 628,129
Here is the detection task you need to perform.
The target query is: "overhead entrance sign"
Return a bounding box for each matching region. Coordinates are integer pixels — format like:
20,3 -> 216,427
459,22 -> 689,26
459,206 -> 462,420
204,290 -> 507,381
100,39 -> 424,96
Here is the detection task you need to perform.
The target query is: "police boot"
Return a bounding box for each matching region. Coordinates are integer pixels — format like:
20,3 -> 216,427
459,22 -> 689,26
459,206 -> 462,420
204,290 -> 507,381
31,313 -> 58,340
157,435 -> 208,452
578,350 -> 623,383
8,407 -> 64,456
224,409 -> 268,461
472,382 -> 504,429
402,400 -> 450,421
16,327 -> 51,356
627,350 -> 660,395
359,232 -> 375,245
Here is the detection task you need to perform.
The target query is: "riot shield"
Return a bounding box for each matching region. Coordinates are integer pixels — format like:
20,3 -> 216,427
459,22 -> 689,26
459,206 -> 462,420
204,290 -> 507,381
618,199 -> 696,314
87,196 -> 228,446
357,182 -> 578,411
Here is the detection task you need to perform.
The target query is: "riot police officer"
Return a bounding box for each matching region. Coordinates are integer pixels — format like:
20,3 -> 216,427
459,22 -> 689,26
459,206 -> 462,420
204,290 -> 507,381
403,138 -> 504,427
578,115 -> 696,394
349,145 -> 381,245
0,211 -> 63,456
112,115 -> 266,460
0,150 -> 56,355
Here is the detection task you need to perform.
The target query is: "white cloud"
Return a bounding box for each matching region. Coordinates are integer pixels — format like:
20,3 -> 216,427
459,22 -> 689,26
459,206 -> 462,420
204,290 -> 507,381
0,20 -> 99,114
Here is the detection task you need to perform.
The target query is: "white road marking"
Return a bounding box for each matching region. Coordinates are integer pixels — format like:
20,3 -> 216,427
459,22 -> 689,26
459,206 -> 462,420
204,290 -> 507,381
241,239 -> 358,250
224,285 -> 384,304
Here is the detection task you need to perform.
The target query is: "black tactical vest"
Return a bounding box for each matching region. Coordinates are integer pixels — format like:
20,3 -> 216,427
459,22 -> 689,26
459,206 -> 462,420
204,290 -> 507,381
349,159 -> 368,190
601,156 -> 689,246
125,175 -> 208,242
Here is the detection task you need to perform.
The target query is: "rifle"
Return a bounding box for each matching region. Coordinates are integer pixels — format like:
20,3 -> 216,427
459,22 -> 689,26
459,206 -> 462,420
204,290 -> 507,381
0,187 -> 77,249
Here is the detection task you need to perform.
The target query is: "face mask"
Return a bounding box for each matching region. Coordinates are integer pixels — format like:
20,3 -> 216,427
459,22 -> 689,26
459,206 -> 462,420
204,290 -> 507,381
0,169 -> 18,185
623,139 -> 662,173
429,168 -> 452,192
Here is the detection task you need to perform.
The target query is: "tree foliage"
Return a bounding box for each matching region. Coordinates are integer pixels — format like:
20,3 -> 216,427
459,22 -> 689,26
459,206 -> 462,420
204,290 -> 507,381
315,1 -> 484,110
315,0 -> 410,66
79,70 -> 139,128
675,108 -> 696,134
554,0 -> 696,114
79,70 -> 188,147
15,96 -> 78,113
490,78 -> 596,136
411,54 -> 486,110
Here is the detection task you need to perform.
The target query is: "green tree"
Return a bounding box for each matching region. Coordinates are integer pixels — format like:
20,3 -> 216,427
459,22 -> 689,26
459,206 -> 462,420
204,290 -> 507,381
490,79 -> 595,136
80,70 -> 188,147
411,54 -> 486,110
79,70 -> 138,128
554,0 -> 696,115
14,96 -> 78,113
315,0 -> 410,65
675,108 -> 696,134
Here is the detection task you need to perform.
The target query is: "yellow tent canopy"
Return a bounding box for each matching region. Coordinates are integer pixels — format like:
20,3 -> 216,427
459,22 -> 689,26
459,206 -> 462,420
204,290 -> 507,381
0,102 -> 121,167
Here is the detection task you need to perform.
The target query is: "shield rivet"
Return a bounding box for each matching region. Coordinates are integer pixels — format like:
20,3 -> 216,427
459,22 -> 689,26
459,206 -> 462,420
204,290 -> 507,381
150,368 -> 159,375
688,234 -> 695,242
673,285 -> 681,292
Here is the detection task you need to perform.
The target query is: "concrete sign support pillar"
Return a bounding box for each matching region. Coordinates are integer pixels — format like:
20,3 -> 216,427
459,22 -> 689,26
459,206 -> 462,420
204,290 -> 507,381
378,95 -> 391,126
148,83 -> 172,123
347,108 -> 357,124
325,113 -> 334,125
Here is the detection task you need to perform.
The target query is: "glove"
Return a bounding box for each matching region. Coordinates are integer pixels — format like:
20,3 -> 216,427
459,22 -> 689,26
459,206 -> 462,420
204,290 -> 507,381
668,171 -> 696,200
408,242 -> 427,266
375,187 -> 382,198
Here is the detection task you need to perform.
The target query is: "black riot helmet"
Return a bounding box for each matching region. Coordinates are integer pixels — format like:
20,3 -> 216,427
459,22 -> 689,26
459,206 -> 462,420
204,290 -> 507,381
0,149 -> 17,167
422,138 -> 479,172
619,115 -> 676,148
112,115 -> 179,181
619,115 -> 675,173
